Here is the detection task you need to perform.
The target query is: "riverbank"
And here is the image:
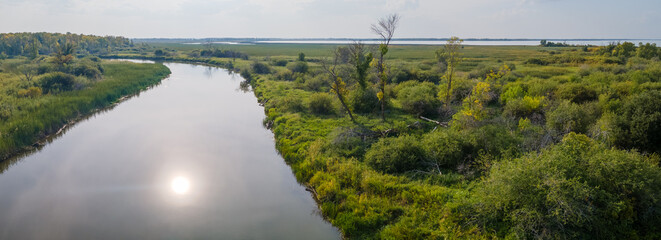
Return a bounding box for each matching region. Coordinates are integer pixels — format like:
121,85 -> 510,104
0,61 -> 171,161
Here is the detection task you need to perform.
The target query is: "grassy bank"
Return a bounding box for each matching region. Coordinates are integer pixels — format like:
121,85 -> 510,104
0,60 -> 170,160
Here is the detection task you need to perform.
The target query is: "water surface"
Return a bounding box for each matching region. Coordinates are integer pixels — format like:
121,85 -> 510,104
0,62 -> 340,240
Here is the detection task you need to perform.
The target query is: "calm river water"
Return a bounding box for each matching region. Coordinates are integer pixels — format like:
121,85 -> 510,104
0,61 -> 340,239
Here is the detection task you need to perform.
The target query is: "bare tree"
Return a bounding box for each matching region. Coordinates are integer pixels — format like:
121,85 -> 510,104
18,65 -> 37,82
437,36 -> 464,106
371,13 -> 400,121
322,48 -> 355,122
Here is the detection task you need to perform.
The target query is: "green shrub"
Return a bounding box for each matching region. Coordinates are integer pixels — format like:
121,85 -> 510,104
71,61 -> 103,79
272,59 -> 289,66
251,61 -> 271,74
275,95 -> 305,112
546,100 -> 599,135
472,133 -> 661,239
524,58 -> 548,65
397,81 -> 440,116
349,87 -> 379,114
17,87 -> 42,98
40,72 -> 75,93
308,92 -> 335,115
500,84 -> 526,104
287,61 -> 309,73
503,96 -> 546,119
327,127 -> 374,158
554,83 -> 598,103
421,129 -> 470,170
364,135 -> 426,174
614,90 -> 661,153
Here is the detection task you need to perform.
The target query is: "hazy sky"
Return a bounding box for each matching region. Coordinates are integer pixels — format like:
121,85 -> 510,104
1,0 -> 660,39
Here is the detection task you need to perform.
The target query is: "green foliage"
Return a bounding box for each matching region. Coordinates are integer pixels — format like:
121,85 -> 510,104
421,129 -> 471,170
499,84 -> 526,104
396,81 -> 440,116
251,61 -> 271,74
286,61 -> 309,73
348,87 -> 379,114
503,96 -> 546,119
546,100 -> 599,135
71,59 -> 103,79
614,90 -> 661,153
554,82 -> 598,103
308,92 -> 335,115
472,133 -> 661,239
275,95 -> 305,113
154,49 -> 166,56
17,87 -> 42,98
298,52 -> 306,61
365,135 -> 426,174
612,41 -> 636,58
39,72 -> 75,93
0,32 -> 131,57
327,127 -> 373,158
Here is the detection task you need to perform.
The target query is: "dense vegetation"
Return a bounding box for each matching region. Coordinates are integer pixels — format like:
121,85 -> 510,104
111,37 -> 661,238
7,30 -> 661,238
0,33 -> 171,160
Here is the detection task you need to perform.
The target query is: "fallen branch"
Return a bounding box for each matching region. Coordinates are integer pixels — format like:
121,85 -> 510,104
419,116 -> 449,127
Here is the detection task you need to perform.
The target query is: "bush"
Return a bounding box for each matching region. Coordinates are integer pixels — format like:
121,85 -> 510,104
275,69 -> 294,81
17,87 -> 43,98
327,127 -> 374,158
500,84 -> 526,104
396,81 -> 440,116
554,83 -> 598,103
40,72 -> 75,93
275,95 -> 305,113
71,62 -> 103,79
421,129 -> 470,170
304,75 -> 329,92
438,78 -> 474,105
287,61 -> 309,73
349,87 -> 379,114
614,90 -> 661,153
546,100 -> 599,135
503,96 -> 546,120
472,133 -> 661,239
272,59 -> 289,66
251,61 -> 271,74
524,58 -> 548,65
364,135 -> 426,174
308,92 -> 335,115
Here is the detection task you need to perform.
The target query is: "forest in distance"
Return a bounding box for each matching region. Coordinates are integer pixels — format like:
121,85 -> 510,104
2,17 -> 661,239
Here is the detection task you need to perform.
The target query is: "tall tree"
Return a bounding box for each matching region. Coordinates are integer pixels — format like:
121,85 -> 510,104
436,36 -> 464,106
53,42 -> 76,69
349,41 -> 373,90
322,48 -> 355,122
371,13 -> 400,121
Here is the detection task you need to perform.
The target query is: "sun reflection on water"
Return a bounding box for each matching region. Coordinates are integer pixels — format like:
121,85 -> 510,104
171,176 -> 190,195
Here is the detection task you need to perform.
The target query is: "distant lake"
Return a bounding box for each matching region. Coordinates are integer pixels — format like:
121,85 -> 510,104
255,40 -> 661,46
182,39 -> 661,46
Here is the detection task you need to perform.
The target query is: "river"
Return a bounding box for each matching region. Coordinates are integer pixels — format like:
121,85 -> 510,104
0,61 -> 340,239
